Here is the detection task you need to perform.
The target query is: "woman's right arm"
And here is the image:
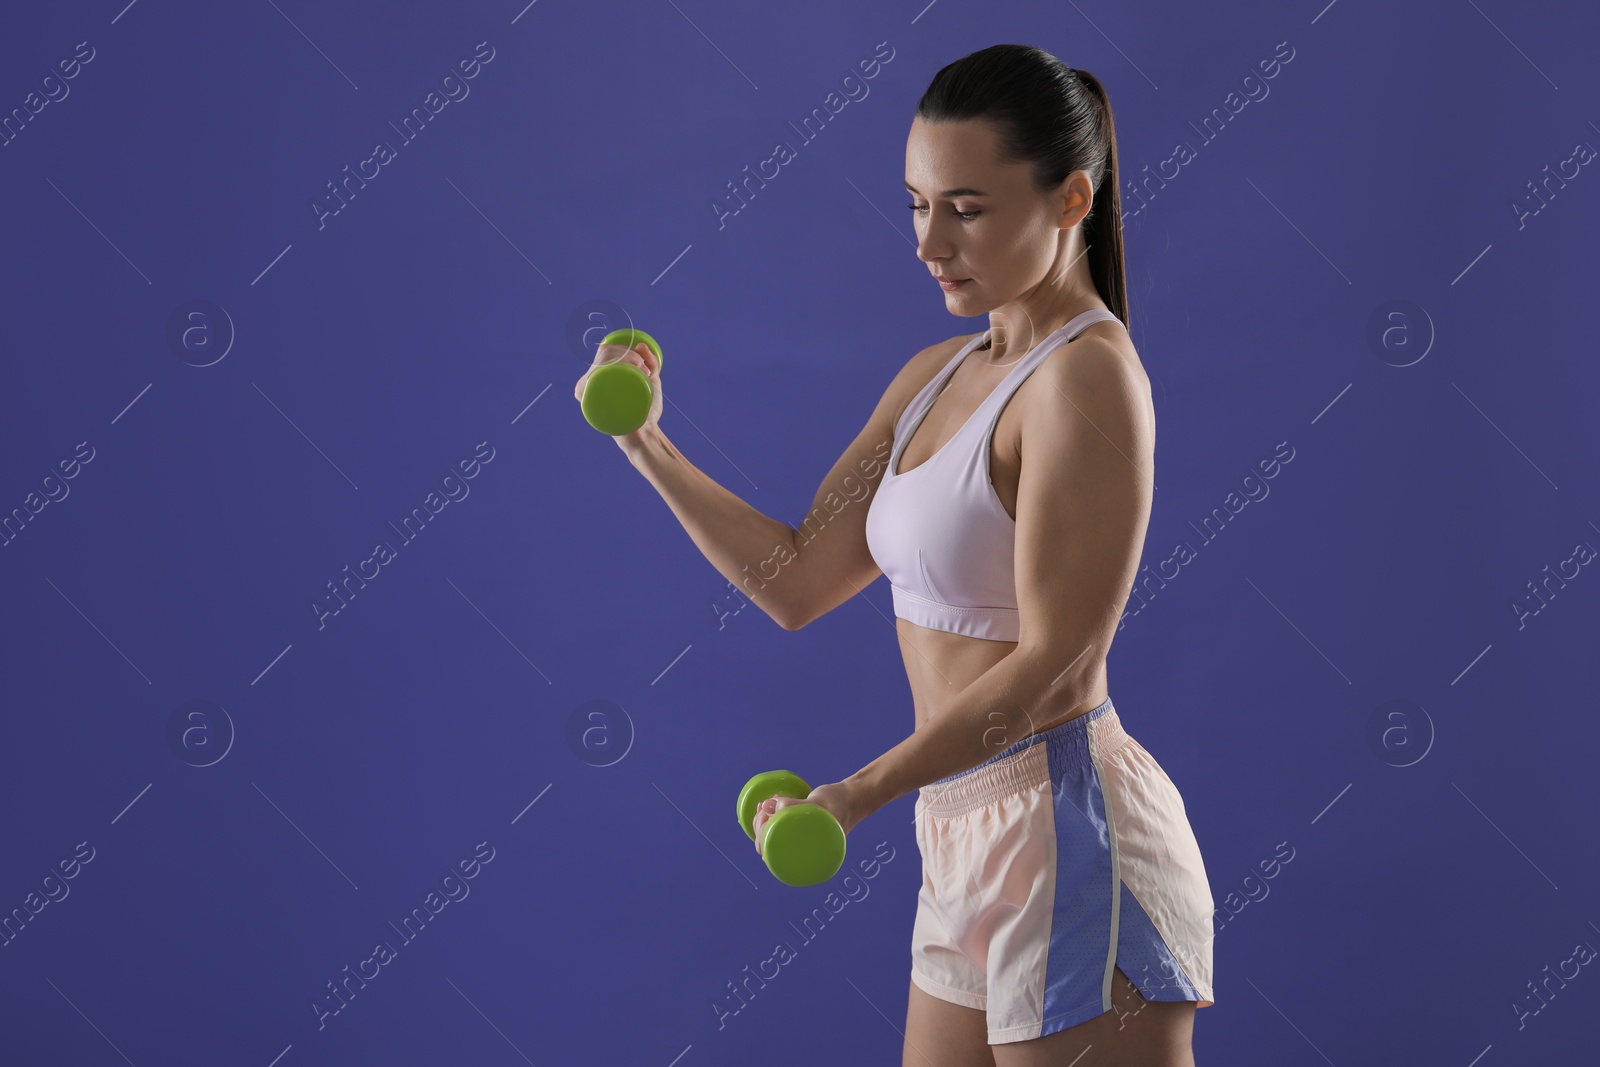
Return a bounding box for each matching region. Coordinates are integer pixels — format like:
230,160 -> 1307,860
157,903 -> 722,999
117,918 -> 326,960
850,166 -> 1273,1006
575,339 -> 804,625
616,339 -> 954,631
621,426 -> 807,628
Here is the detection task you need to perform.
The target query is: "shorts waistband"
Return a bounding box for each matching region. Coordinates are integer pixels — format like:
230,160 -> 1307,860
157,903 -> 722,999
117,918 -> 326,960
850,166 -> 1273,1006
917,697 -> 1124,817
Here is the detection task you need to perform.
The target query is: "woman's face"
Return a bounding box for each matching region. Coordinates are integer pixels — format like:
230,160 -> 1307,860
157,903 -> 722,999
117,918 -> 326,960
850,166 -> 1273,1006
904,115 -> 1091,313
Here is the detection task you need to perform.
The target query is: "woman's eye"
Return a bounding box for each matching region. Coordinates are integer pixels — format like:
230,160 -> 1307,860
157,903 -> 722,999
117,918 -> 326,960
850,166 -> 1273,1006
907,204 -> 980,220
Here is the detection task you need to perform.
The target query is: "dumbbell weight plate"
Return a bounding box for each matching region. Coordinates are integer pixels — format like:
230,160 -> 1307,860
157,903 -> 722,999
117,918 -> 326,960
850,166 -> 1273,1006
762,804 -> 846,887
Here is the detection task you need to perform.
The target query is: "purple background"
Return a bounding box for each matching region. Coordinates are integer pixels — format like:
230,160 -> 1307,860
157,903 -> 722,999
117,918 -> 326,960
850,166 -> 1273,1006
2,1 -> 1597,1064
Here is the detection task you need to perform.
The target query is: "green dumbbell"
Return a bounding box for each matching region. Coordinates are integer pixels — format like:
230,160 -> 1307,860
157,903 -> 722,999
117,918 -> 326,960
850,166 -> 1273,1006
580,327 -> 663,436
736,770 -> 846,887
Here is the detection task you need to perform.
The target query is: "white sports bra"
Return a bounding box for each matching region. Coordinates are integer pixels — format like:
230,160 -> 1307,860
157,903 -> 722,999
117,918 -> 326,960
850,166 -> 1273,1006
864,308 -> 1123,641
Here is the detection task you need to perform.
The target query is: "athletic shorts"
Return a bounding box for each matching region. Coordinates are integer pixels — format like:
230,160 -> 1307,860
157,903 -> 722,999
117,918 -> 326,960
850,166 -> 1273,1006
910,696 -> 1215,1044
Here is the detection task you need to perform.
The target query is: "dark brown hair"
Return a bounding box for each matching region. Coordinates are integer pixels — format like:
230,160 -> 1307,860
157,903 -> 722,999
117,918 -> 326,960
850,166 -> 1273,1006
915,44 -> 1127,324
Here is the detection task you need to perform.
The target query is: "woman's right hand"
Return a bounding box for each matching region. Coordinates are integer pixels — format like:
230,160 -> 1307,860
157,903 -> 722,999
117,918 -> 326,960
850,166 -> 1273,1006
574,338 -> 663,453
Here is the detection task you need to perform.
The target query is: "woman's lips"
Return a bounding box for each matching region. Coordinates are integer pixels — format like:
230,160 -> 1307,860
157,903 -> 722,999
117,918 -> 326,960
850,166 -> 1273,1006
938,277 -> 969,291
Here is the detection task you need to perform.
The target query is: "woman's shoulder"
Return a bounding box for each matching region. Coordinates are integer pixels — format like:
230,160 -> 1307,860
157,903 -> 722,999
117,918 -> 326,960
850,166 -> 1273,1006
920,331 -> 985,376
1025,323 -> 1154,442
916,330 -> 984,383
882,332 -> 984,429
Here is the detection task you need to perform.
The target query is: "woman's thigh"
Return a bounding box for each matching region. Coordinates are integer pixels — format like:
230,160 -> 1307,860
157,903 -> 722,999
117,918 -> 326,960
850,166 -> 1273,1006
989,966 -> 1195,1067
903,977 -> 996,1067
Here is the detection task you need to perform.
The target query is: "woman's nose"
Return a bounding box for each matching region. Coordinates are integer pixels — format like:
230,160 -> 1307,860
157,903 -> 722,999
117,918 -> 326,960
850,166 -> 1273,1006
915,226 -> 953,262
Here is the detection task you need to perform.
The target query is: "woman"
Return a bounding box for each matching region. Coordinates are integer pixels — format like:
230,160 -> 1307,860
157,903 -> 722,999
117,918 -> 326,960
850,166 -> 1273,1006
577,44 -> 1214,1067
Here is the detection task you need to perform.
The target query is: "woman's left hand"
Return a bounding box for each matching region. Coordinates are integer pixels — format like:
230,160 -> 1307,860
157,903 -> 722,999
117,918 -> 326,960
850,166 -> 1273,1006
752,781 -> 863,856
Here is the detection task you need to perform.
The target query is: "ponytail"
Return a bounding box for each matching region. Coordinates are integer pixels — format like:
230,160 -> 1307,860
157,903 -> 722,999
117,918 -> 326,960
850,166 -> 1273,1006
1068,68 -> 1127,326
